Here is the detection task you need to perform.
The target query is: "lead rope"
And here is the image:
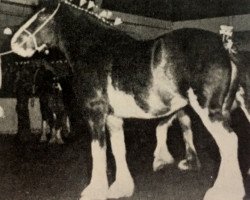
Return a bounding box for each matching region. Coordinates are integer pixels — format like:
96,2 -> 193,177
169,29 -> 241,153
30,68 -> 41,107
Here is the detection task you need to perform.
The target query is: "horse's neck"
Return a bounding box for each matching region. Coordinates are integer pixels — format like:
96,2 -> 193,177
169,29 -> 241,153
56,6 -> 135,61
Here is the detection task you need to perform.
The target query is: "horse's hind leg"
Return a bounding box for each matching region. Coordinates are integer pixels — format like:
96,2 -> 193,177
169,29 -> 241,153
40,120 -> 48,142
177,110 -> 201,171
153,115 -> 176,171
188,88 -> 245,200
236,86 -> 250,122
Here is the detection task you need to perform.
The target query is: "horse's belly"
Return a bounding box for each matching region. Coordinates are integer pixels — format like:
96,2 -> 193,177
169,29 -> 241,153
107,78 -> 187,119
107,86 -> 153,119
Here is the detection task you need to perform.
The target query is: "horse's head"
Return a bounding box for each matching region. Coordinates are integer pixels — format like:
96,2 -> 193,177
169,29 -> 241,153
11,4 -> 61,57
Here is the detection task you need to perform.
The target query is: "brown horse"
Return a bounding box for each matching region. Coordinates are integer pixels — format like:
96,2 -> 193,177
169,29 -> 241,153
10,1 -> 245,200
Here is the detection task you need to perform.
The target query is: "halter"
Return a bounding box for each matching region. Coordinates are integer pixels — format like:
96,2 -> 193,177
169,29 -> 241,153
17,3 -> 61,53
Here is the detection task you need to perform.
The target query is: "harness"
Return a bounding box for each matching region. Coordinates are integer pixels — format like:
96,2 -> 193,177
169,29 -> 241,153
13,3 -> 61,54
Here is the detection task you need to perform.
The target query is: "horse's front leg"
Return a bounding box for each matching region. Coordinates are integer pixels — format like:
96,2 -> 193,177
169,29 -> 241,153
106,115 -> 134,199
81,103 -> 109,200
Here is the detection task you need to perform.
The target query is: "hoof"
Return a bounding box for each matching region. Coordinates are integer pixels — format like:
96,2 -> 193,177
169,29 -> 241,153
153,153 -> 174,172
56,138 -> 64,145
49,137 -> 56,144
107,178 -> 134,199
204,187 -> 245,200
40,135 -> 47,143
80,183 -> 108,200
178,159 -> 201,171
49,137 -> 64,145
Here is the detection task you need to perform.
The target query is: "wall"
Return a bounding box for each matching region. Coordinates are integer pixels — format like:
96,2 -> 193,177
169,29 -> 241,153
0,0 -> 35,51
108,11 -> 250,51
0,98 -> 41,133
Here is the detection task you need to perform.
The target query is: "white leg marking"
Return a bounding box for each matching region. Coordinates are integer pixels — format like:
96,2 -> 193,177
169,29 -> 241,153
236,87 -> 250,123
106,115 -> 134,199
66,116 -> 70,133
81,140 -> 108,200
188,89 -> 245,200
55,128 -> 64,144
49,128 -> 57,144
178,112 -> 201,170
40,120 -> 48,142
153,115 -> 176,171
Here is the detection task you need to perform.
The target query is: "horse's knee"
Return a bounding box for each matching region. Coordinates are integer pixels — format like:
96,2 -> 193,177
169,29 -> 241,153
106,115 -> 123,132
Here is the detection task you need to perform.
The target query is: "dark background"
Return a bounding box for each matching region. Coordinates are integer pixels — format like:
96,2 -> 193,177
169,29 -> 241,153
102,0 -> 250,21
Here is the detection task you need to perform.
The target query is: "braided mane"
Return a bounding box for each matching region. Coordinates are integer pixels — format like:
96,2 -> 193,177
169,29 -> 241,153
63,0 -> 114,27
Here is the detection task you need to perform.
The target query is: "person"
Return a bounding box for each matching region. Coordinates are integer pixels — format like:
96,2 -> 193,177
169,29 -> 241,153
15,61 -> 36,142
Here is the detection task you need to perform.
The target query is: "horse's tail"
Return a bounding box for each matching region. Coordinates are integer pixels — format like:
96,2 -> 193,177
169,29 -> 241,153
230,52 -> 250,118
219,26 -> 240,118
222,59 -> 239,119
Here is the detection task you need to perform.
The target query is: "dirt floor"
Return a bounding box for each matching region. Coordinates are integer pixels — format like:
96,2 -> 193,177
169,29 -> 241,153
0,107 -> 249,200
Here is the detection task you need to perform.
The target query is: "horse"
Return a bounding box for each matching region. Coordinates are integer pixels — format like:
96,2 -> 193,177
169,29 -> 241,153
34,64 -> 70,144
10,1 -> 245,200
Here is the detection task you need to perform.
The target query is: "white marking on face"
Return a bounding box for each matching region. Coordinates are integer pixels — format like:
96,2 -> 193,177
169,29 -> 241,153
11,4 -> 60,57
11,9 -> 45,57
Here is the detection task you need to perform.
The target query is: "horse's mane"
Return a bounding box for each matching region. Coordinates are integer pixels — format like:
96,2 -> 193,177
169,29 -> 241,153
62,0 -> 115,27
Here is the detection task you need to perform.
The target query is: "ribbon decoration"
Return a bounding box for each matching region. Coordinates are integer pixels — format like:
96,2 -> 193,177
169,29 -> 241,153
80,0 -> 87,7
99,10 -> 113,19
219,25 -> 236,54
87,1 -> 95,9
114,17 -> 123,26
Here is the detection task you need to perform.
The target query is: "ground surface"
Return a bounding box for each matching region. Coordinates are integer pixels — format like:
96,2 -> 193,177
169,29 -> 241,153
0,108 -> 249,200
